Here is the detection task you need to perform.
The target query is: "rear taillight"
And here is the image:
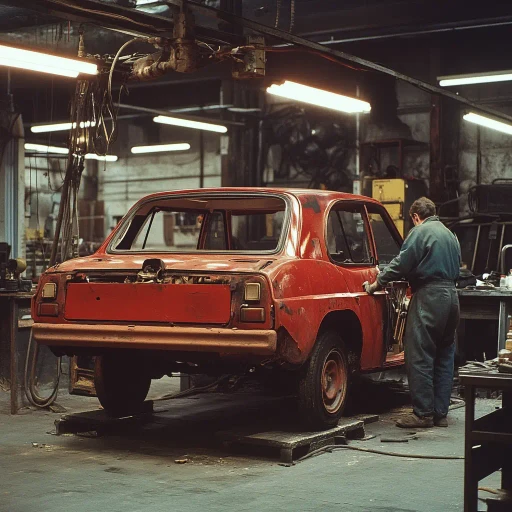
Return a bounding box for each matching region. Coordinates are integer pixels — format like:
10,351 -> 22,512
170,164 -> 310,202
240,307 -> 265,323
235,276 -> 271,327
42,282 -> 57,299
244,282 -> 261,302
38,303 -> 59,317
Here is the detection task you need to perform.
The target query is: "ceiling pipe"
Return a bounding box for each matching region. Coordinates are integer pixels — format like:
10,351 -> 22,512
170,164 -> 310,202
114,103 -> 245,126
297,17 -> 512,43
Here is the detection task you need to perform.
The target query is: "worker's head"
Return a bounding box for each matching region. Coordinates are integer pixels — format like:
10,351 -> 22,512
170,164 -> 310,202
409,197 -> 436,226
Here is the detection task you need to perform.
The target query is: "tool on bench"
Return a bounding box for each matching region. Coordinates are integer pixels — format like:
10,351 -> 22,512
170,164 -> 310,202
0,243 -> 32,292
497,349 -> 512,374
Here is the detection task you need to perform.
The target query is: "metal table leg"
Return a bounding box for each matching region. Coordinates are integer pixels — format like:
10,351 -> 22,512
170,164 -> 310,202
464,383 -> 477,512
498,299 -> 511,352
9,298 -> 19,414
502,390 -> 512,494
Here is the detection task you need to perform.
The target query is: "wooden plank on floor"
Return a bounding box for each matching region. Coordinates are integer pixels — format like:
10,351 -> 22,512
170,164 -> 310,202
54,400 -> 154,435
217,415 -> 378,464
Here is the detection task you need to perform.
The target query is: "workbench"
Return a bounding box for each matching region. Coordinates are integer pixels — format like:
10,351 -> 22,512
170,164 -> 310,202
0,292 -> 33,414
460,371 -> 512,512
458,288 -> 512,357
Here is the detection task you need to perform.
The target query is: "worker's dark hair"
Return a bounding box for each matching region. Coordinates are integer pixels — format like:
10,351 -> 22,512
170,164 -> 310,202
409,197 -> 436,220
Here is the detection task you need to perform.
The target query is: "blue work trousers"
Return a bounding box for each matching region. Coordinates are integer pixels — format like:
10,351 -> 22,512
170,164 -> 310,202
404,281 -> 459,418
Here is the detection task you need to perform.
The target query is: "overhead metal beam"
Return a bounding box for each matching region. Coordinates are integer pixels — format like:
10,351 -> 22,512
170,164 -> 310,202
1,0 -> 171,37
0,0 -> 242,44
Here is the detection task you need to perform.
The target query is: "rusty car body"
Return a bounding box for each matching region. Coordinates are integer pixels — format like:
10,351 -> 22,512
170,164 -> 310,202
32,188 -> 405,429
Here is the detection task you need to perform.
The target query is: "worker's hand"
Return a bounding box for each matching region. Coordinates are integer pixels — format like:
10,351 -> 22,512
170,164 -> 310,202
363,280 -> 380,295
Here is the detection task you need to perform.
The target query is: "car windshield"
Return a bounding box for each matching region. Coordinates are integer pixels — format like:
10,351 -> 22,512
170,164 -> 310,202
110,194 -> 288,253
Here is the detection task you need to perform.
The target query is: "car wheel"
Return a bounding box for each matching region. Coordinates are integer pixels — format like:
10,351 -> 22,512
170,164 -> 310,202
298,330 -> 350,430
94,352 -> 151,417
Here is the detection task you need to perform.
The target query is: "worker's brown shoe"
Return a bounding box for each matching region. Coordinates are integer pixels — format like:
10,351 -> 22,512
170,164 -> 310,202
396,413 -> 434,428
434,416 -> 448,427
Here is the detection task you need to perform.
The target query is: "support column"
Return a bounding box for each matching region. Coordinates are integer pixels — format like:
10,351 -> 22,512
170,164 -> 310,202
429,94 -> 442,202
0,91 -> 25,258
220,0 -> 242,187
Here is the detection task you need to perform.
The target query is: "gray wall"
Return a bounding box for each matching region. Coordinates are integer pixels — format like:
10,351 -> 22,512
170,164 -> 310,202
98,123 -> 222,233
24,123 -> 223,245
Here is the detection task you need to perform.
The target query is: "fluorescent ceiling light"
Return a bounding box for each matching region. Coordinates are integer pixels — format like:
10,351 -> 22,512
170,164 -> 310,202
153,115 -> 227,133
84,154 -> 118,162
25,143 -> 118,161
0,44 -> 97,78
25,143 -> 69,154
266,80 -> 371,114
463,112 -> 512,135
439,71 -> 512,87
31,121 -> 96,133
131,143 -> 191,154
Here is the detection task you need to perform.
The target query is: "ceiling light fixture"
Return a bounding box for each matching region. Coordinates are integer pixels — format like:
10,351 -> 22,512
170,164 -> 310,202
0,44 -> 97,78
266,80 -> 371,114
131,143 -> 191,154
25,143 -> 118,161
25,143 -> 69,155
463,112 -> 512,135
84,154 -> 118,162
439,71 -> 512,87
30,121 -> 96,133
153,115 -> 227,133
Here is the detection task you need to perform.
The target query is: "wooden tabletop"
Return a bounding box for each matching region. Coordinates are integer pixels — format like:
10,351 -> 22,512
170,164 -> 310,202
0,292 -> 34,299
458,288 -> 512,298
459,370 -> 512,387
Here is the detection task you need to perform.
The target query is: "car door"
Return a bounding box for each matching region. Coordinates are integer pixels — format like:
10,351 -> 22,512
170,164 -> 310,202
365,202 -> 405,365
326,201 -> 386,369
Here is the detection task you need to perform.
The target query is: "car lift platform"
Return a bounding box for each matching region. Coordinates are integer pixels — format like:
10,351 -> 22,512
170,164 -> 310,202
53,399 -> 378,464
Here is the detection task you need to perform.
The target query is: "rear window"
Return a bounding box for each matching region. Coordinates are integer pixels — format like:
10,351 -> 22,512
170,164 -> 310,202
110,195 -> 287,253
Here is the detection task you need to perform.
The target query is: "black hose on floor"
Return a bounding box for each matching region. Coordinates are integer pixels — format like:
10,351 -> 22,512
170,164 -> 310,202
282,444 -> 464,466
24,330 -> 61,408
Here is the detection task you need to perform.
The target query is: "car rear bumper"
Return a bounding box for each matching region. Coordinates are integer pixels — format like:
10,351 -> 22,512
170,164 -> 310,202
32,323 -> 277,355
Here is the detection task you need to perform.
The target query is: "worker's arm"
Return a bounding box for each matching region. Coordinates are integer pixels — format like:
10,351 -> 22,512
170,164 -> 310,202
376,227 -> 424,288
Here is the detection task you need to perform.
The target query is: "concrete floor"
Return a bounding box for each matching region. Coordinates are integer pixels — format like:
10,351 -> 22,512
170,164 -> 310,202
0,375 -> 501,512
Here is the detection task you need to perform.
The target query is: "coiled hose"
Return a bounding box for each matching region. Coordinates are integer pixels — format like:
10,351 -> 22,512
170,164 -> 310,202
24,330 -> 61,408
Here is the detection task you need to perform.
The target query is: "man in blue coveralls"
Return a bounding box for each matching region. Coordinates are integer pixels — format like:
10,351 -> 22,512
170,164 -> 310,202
364,197 -> 461,428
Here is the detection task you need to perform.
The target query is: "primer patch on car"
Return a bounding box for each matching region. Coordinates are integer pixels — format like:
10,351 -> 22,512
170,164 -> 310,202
301,196 -> 320,213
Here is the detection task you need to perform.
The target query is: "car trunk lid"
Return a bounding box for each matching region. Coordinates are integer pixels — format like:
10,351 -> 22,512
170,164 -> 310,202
64,282 -> 232,324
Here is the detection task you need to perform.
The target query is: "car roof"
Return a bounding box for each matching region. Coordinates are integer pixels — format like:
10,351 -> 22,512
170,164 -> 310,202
135,187 -> 382,206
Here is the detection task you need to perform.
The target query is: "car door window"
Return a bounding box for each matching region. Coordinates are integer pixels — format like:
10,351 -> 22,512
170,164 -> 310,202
367,211 -> 401,265
327,205 -> 372,264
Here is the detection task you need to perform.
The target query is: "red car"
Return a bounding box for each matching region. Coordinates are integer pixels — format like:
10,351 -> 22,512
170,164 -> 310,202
32,188 -> 405,429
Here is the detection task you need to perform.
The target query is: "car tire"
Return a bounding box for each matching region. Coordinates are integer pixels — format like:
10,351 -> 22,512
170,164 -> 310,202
298,330 -> 350,431
94,352 -> 151,417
